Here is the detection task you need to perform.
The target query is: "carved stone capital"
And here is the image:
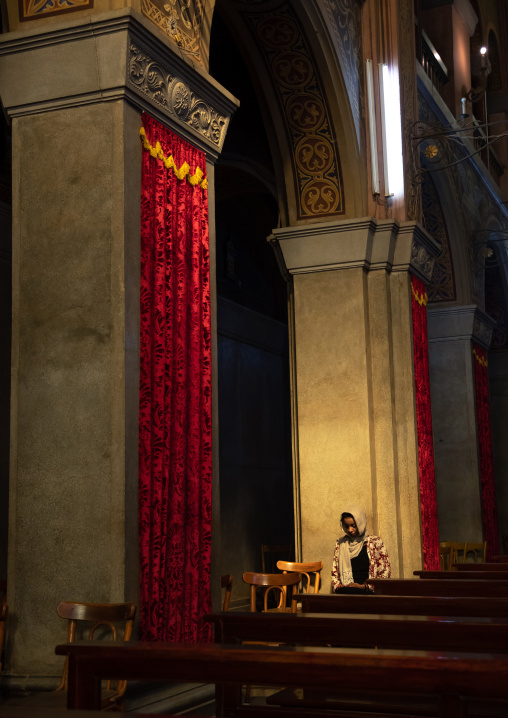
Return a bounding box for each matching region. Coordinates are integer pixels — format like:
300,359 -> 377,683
427,305 -> 496,349
270,217 -> 439,280
0,8 -> 238,159
392,222 -> 440,283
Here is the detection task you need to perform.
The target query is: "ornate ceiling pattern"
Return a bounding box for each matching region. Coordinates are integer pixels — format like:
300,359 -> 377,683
141,0 -> 212,64
318,0 -> 362,146
421,172 -> 456,303
237,0 -> 346,219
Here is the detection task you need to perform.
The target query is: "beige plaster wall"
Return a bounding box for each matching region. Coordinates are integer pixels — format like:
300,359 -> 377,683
8,100 -> 141,676
294,266 -> 423,589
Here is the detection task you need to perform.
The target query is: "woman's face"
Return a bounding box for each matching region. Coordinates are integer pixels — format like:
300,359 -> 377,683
343,516 -> 358,537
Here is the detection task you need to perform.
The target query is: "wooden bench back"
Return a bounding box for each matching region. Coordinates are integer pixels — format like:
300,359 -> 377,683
369,578 -> 508,596
414,570 -> 508,580
206,610 -> 508,653
297,592 -> 508,616
55,640 -> 508,712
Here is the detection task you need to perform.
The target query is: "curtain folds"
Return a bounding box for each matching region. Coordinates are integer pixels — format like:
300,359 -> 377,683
139,113 -> 212,643
472,343 -> 499,560
411,276 -> 440,570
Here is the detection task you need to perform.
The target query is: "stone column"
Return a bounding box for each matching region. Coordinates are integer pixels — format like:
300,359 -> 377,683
427,306 -> 495,543
0,8 -> 236,684
271,218 -> 439,584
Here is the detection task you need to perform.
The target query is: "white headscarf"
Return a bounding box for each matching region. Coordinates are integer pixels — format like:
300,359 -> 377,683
337,506 -> 368,586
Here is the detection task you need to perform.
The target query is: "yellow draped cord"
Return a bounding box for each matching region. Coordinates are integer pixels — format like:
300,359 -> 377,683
140,127 -> 208,190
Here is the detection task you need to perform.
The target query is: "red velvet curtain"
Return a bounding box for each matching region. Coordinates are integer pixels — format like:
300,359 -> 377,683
139,113 -> 212,642
411,276 -> 440,570
472,343 -> 499,559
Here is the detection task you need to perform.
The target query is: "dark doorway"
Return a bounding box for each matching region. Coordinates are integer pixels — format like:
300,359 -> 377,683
209,8 -> 294,608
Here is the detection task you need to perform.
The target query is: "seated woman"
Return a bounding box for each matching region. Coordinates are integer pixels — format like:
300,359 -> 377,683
331,507 -> 391,594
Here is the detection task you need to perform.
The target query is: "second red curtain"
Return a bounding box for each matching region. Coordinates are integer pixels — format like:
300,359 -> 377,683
473,343 -> 499,559
411,276 -> 440,570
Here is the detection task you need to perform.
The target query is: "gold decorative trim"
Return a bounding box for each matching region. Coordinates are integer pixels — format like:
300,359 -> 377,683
411,282 -> 428,307
473,348 -> 488,368
19,0 -> 93,22
140,127 -> 208,189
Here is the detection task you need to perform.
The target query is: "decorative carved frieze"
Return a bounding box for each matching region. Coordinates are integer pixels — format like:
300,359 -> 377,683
472,316 -> 493,349
0,11 -> 237,157
19,0 -> 93,22
129,41 -> 228,149
410,239 -> 435,283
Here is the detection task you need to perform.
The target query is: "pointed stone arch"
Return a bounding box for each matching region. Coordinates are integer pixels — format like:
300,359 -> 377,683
210,0 -> 366,226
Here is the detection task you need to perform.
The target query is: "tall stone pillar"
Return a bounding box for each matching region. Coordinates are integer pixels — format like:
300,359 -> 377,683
0,9 -> 236,684
427,306 -> 495,542
271,218 -> 439,584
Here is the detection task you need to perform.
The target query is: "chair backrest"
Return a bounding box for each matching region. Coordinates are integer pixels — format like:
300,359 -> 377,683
277,561 -> 323,594
261,544 -> 293,573
464,542 -> 487,563
439,542 -> 454,571
243,572 -> 301,613
56,601 -> 136,700
0,601 -> 7,673
221,574 -> 233,612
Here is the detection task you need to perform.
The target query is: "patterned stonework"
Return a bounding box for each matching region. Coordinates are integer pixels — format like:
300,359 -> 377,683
421,173 -> 456,303
141,0 -> 212,65
398,0 -> 420,221
319,0 -> 362,146
411,239 -> 435,282
19,0 -> 92,22
128,42 -> 228,148
418,91 -> 508,310
239,2 -> 345,219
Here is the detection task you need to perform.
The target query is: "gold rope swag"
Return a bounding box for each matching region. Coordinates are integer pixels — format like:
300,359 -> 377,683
140,127 -> 208,189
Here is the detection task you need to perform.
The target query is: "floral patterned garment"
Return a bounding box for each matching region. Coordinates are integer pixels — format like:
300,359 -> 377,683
331,535 -> 391,591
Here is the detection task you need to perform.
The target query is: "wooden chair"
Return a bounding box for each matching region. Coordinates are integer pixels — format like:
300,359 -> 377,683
221,574 -> 233,612
277,560 -> 323,595
243,572 -> 301,613
440,541 -> 467,567
56,601 -> 136,710
439,542 -> 454,570
261,544 -> 292,573
464,541 -> 487,563
241,571 -> 300,702
0,601 -> 7,673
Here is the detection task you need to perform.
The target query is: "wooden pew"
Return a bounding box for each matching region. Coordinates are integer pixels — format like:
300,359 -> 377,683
208,610 -> 508,716
297,592 -> 508,616
0,709 -> 166,718
454,563 -> 508,572
368,578 -> 508,596
207,610 -> 508,652
414,570 -> 508,580
55,640 -> 508,718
